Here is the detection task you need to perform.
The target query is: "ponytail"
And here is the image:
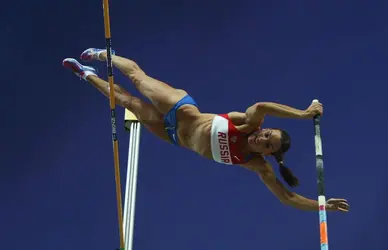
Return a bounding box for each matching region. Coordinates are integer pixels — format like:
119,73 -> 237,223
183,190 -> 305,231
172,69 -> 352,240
272,150 -> 299,188
278,161 -> 299,188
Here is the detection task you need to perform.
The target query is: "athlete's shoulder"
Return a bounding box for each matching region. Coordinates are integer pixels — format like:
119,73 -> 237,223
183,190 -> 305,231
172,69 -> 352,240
226,111 -> 245,120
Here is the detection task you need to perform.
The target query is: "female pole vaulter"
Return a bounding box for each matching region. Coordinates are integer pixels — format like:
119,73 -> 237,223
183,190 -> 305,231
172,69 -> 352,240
62,48 -> 349,212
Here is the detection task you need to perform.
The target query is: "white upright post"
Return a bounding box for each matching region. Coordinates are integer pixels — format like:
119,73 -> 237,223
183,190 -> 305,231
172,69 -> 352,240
123,109 -> 141,250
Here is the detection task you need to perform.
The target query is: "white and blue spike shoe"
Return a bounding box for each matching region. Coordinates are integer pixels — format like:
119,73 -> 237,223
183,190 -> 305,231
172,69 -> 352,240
62,58 -> 97,80
80,48 -> 116,62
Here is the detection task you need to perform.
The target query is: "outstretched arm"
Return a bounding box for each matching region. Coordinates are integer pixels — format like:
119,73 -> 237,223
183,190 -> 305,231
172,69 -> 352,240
245,101 -> 322,127
258,165 -> 319,211
242,159 -> 319,210
241,159 -> 348,212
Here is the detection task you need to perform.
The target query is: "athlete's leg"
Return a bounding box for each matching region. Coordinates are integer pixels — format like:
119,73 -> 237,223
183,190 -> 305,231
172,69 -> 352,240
62,58 -> 170,142
80,49 -> 187,114
88,76 -> 170,142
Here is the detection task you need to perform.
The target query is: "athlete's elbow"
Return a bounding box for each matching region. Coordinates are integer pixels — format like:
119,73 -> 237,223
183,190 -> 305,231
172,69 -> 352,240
253,102 -> 275,114
279,196 -> 290,205
278,192 -> 296,205
245,103 -> 266,124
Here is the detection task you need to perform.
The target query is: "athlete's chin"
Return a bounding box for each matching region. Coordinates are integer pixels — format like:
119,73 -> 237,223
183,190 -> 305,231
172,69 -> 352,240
247,135 -> 256,144
247,143 -> 260,153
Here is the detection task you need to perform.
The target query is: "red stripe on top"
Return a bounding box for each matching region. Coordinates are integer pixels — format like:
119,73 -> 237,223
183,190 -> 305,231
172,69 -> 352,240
218,114 -> 247,164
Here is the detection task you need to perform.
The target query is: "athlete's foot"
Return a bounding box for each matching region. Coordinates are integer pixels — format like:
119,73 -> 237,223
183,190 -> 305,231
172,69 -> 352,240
62,58 -> 97,80
80,48 -> 116,62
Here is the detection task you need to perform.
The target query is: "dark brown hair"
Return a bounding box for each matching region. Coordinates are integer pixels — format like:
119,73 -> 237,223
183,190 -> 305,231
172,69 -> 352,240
272,129 -> 299,188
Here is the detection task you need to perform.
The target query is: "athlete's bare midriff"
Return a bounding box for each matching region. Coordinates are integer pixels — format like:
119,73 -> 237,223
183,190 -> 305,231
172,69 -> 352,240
175,105 -> 216,159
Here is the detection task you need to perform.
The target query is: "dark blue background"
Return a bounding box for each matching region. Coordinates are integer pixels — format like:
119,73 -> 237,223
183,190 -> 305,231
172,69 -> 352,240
2,0 -> 387,249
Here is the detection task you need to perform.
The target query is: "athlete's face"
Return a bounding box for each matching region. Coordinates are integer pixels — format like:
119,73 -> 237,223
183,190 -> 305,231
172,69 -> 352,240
247,128 -> 282,155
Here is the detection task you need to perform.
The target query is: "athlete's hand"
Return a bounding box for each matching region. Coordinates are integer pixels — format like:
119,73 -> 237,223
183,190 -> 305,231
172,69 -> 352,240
304,101 -> 323,118
326,198 -> 349,212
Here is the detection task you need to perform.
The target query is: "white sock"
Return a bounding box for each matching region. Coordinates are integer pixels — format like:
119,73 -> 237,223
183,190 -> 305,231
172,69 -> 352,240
81,70 -> 97,80
95,49 -> 107,60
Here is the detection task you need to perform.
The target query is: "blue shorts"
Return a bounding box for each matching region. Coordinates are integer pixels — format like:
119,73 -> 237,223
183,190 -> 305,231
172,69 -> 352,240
164,95 -> 198,145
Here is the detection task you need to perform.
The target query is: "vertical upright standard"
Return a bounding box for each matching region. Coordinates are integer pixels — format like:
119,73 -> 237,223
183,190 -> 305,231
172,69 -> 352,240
312,99 -> 329,250
102,0 -> 125,249
123,110 -> 141,250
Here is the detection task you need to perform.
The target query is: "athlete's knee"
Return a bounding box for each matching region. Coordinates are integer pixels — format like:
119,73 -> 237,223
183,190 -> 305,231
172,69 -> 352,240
119,93 -> 136,110
115,93 -> 133,109
123,60 -> 145,78
128,71 -> 147,85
